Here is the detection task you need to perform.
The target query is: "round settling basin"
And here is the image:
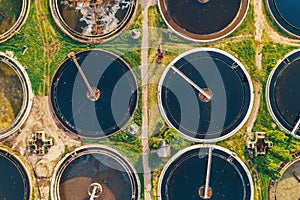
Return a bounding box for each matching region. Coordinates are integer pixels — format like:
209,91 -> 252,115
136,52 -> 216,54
267,49 -> 300,139
275,159 -> 300,200
158,0 -> 249,42
266,0 -> 300,37
158,145 -> 254,200
158,48 -> 253,143
51,145 -> 140,200
0,0 -> 30,43
0,52 -> 33,140
0,149 -> 31,200
49,49 -> 138,139
50,0 -> 137,43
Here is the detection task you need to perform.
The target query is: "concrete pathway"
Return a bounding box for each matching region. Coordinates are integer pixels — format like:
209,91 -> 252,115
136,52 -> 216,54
141,0 -> 152,200
247,0 -> 263,136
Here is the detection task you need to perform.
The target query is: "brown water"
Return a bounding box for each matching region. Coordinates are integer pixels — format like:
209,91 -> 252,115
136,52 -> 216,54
59,153 -> 134,200
0,0 -> 23,34
0,61 -> 23,131
57,0 -> 132,36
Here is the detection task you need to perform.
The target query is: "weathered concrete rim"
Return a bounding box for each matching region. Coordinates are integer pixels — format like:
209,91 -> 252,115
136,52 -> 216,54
158,0 -> 249,43
0,0 -> 30,43
50,144 -> 141,200
157,144 -> 254,200
265,0 -> 300,38
0,147 -> 32,200
0,52 -> 34,140
48,49 -> 139,140
157,48 -> 254,143
49,0 -> 138,44
266,48 -> 300,140
278,157 -> 300,175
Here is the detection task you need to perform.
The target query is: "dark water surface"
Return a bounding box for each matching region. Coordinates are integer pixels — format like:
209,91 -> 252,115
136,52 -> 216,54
160,147 -> 252,200
164,0 -> 241,35
50,50 -> 138,138
160,50 -> 252,140
269,51 -> 300,135
268,0 -> 300,36
0,150 -> 30,199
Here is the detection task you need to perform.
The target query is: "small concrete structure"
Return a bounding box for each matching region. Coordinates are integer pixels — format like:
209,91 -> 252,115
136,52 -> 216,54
247,132 -> 273,156
156,139 -> 171,158
156,44 -> 164,63
130,29 -> 141,39
127,123 -> 140,136
27,131 -> 53,155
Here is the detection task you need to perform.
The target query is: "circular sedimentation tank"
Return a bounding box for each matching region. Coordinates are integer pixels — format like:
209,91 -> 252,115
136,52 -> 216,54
158,0 -> 249,42
0,148 -> 31,199
267,49 -> 300,139
158,144 -> 254,200
275,159 -> 300,200
49,49 -> 138,139
158,48 -> 253,143
266,0 -> 300,37
0,0 -> 30,43
0,52 -> 33,140
49,0 -> 137,43
51,145 -> 140,200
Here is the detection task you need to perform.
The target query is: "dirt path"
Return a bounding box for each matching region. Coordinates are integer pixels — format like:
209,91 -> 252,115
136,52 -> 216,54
140,1 -> 152,200
3,96 -> 81,199
247,0 -> 300,136
34,0 -> 61,95
246,0 -> 263,136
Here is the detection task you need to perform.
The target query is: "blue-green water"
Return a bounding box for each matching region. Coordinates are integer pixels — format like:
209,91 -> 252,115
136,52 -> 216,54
268,0 -> 300,36
0,150 -> 30,200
